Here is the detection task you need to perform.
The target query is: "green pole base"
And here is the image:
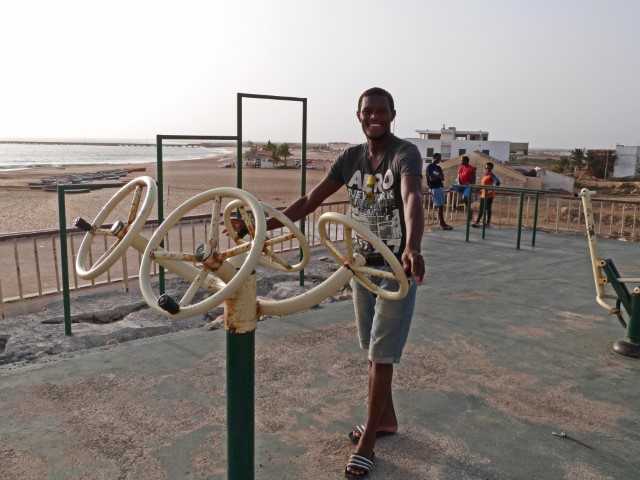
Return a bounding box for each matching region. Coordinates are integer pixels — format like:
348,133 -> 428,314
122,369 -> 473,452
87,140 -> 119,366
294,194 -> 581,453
612,338 -> 640,358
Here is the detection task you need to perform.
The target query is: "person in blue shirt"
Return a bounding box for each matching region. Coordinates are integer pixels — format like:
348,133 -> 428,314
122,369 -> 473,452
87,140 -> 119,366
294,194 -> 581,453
426,153 -> 453,230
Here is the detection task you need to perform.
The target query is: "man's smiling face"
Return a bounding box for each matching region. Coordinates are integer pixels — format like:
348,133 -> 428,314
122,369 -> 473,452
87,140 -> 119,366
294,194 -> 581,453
357,95 -> 396,141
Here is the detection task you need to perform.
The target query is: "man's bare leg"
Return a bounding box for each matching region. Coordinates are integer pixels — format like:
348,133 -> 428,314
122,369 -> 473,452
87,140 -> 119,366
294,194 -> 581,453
346,362 -> 394,476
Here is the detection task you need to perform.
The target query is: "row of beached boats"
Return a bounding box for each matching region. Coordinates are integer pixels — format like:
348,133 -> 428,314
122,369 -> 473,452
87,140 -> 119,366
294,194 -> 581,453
28,168 -> 147,193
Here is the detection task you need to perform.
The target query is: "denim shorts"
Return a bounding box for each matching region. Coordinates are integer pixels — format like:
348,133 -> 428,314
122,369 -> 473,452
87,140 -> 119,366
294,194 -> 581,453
429,187 -> 445,207
351,267 -> 418,364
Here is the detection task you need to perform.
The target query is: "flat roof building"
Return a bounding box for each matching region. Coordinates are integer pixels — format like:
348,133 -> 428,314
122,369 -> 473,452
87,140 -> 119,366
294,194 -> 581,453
613,145 -> 640,179
405,125 -> 528,164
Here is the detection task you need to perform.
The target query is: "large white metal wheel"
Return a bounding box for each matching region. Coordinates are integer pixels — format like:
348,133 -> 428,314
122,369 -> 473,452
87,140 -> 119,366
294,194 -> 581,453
317,212 -> 409,300
139,187 -> 267,319
223,199 -> 310,272
76,176 -> 156,279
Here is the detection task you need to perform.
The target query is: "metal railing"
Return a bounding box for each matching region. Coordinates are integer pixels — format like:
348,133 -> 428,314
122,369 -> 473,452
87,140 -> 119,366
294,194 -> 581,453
1,193 -> 638,318
427,190 -> 640,239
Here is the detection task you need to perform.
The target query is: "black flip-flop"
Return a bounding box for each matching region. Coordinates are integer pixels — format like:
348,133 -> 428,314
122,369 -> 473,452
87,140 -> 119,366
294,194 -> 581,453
345,452 -> 375,478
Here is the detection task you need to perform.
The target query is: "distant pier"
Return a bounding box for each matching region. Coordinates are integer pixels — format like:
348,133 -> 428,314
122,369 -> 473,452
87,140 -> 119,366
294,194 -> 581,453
0,140 -> 209,148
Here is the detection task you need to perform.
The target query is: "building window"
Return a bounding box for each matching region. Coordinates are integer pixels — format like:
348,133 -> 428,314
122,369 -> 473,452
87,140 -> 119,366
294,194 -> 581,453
482,150 -> 490,156
458,148 -> 466,155
426,148 -> 434,157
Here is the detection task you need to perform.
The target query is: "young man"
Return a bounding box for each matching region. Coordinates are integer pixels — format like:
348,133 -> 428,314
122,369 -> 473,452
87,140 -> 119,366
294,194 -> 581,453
426,152 -> 453,230
472,162 -> 500,228
231,87 -> 424,478
457,155 -> 476,210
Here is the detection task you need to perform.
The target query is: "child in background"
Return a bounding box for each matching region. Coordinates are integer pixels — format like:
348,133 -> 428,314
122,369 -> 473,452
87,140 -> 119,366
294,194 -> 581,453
472,162 -> 500,228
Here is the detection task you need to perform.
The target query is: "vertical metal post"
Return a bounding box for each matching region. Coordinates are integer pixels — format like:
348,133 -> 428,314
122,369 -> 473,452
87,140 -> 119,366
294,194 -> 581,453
57,186 -> 72,336
225,272 -> 258,480
227,331 -> 255,479
465,187 -> 472,242
156,136 -> 166,295
516,192 -> 525,250
299,99 -> 307,287
626,291 -> 640,344
532,193 -> 540,247
237,93 -> 243,190
481,190 -> 488,239
613,289 -> 640,358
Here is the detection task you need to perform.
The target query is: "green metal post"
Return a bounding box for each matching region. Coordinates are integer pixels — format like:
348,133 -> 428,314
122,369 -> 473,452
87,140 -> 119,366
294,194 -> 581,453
465,187 -> 472,242
156,136 -> 165,295
516,192 -> 525,250
299,99 -> 307,287
532,193 -> 540,247
481,192 -> 488,239
57,186 -> 72,336
227,331 -> 255,480
626,293 -> 640,344
237,93 -> 243,190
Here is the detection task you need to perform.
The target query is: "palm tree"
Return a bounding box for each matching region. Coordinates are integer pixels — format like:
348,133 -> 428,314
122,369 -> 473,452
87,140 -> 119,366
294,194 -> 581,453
242,145 -> 260,167
269,148 -> 282,168
570,148 -> 586,171
277,143 -> 292,167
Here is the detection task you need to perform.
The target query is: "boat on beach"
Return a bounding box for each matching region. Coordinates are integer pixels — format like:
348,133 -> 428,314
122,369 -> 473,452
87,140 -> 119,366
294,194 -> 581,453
41,185 -> 91,193
26,167 -> 139,191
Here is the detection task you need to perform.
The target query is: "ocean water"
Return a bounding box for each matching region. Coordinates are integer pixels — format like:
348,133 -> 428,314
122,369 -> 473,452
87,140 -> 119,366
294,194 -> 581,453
0,140 -> 230,170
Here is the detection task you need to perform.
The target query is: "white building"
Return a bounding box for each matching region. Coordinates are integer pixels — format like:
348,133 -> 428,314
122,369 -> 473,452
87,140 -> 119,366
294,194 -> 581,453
613,145 -> 640,179
404,125 -> 527,164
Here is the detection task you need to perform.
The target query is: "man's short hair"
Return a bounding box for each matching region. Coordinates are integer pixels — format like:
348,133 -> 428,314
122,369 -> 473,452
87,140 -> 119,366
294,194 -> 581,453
462,155 -> 470,163
433,153 -> 441,160
486,162 -> 494,169
358,87 -> 395,112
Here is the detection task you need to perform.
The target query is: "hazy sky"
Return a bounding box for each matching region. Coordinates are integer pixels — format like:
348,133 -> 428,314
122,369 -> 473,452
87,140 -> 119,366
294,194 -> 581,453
2,0 -> 638,148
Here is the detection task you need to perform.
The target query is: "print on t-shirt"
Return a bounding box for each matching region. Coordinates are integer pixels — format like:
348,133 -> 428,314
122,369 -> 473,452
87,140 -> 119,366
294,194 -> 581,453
346,168 -> 402,256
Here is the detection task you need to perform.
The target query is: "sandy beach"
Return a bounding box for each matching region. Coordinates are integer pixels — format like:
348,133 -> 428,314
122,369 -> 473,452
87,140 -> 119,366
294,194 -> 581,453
0,150 -> 347,234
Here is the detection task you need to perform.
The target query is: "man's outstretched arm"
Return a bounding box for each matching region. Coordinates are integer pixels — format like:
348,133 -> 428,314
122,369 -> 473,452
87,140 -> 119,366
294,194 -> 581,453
400,175 -> 425,284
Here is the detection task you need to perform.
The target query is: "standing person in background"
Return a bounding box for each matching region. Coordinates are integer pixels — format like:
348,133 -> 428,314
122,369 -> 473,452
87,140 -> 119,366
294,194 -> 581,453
426,153 -> 453,230
457,155 -> 476,211
228,87 -> 425,478
472,162 -> 500,228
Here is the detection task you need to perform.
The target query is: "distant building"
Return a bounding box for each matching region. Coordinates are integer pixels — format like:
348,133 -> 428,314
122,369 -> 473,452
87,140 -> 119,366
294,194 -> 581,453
327,142 -> 353,151
613,145 -> 640,179
405,125 -> 528,164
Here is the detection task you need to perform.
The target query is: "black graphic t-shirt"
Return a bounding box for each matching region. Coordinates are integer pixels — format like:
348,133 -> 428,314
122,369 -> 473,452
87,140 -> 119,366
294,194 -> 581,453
327,135 -> 422,258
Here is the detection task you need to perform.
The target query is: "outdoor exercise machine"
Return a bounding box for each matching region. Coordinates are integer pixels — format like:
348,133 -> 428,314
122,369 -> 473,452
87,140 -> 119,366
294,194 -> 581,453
577,188 -> 640,358
74,179 -> 409,479
138,186 -> 408,480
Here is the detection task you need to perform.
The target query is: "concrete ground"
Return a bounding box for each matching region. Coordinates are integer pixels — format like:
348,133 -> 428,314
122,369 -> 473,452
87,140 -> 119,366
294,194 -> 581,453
1,227 -> 639,479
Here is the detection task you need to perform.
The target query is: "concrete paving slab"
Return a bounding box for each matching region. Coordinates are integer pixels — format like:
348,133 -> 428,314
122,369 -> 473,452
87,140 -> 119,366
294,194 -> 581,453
1,227 -> 639,479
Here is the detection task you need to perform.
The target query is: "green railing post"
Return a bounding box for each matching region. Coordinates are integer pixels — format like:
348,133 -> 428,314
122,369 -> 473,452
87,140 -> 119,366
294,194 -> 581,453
532,193 -> 540,247
481,192 -> 488,239
57,186 -> 72,336
227,331 -> 255,480
516,192 -> 525,250
465,186 -> 472,242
